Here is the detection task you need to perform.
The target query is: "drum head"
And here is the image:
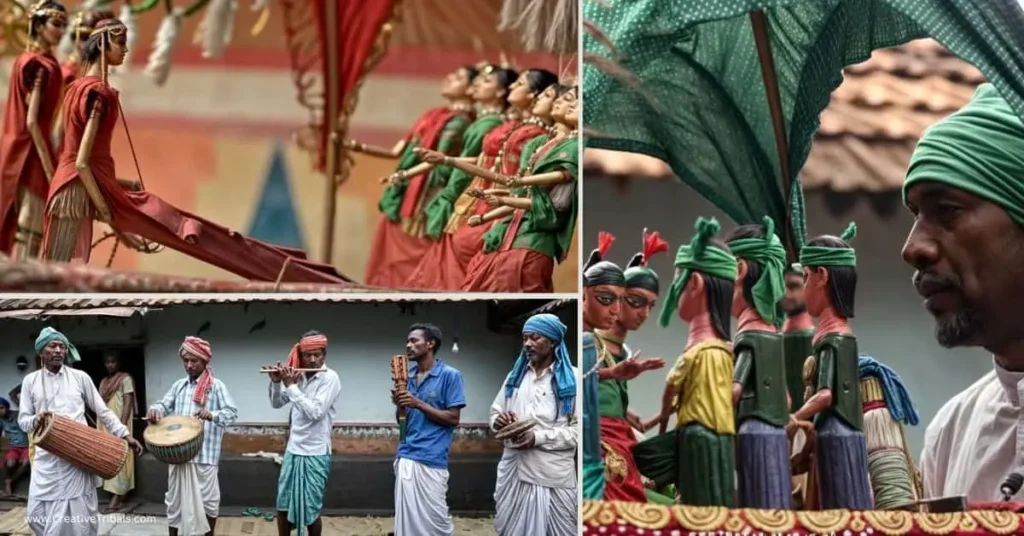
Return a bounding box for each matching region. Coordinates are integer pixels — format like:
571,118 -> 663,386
144,416 -> 203,447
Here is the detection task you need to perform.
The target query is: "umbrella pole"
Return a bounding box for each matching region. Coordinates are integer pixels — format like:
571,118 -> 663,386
749,10 -> 797,263
321,0 -> 341,264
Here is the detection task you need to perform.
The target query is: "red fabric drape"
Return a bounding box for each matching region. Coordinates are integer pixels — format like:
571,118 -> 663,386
310,0 -> 396,172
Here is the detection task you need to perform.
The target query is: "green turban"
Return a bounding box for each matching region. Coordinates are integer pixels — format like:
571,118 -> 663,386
904,84 -> 1024,223
727,216 -> 787,325
659,217 -> 737,327
799,222 -> 857,268
34,327 -> 81,363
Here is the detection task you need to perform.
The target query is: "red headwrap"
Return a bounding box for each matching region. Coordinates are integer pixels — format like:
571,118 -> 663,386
180,336 -> 214,406
286,334 -> 328,368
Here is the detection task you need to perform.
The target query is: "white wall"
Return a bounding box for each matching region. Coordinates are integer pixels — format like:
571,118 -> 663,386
0,300 -> 575,425
585,178 -> 992,454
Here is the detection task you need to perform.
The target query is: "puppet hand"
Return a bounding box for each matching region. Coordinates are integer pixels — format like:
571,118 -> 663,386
467,215 -> 483,227
415,149 -> 446,165
625,410 -> 644,432
483,194 -> 502,207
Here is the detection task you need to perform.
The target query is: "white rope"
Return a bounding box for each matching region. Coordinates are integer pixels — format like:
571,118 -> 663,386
144,10 -> 180,87
197,0 -> 237,59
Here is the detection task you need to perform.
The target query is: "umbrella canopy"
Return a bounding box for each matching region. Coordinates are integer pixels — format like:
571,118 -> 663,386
583,0 -> 1024,254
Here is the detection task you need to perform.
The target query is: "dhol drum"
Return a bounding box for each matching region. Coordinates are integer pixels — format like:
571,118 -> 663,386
34,414 -> 129,479
144,415 -> 205,464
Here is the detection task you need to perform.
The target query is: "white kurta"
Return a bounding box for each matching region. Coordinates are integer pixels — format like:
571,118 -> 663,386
921,359 -> 1024,501
393,457 -> 454,536
17,365 -> 131,536
489,364 -> 579,536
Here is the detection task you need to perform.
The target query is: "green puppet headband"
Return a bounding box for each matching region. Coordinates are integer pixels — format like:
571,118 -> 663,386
659,217 -> 737,327
727,216 -> 787,325
799,222 -> 858,268
623,228 -> 669,294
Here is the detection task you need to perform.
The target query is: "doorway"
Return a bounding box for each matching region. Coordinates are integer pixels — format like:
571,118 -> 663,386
76,344 -> 146,443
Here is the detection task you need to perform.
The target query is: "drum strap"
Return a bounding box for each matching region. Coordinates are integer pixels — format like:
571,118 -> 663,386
38,371 -> 96,427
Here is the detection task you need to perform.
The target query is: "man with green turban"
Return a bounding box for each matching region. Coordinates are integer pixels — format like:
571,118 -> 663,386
593,229 -> 670,504
904,84 -> 1024,501
635,217 -> 738,507
782,261 -> 815,409
723,217 -> 793,509
17,327 -> 143,536
789,224 -> 873,510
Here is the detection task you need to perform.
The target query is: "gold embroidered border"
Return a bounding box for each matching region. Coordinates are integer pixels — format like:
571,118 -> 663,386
580,501 -> 1024,534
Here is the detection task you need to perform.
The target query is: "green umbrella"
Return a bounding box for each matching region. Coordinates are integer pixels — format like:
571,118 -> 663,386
583,0 -> 1024,258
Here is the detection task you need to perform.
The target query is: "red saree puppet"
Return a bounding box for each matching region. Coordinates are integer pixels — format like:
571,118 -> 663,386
0,51 -> 62,258
404,119 -> 546,289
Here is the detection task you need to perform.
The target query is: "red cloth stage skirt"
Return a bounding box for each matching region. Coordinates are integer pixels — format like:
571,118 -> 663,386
582,501 -> 1024,535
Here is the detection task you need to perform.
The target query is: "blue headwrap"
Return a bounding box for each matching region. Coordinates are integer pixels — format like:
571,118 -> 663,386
505,314 -> 577,417
34,327 -> 81,363
858,354 -> 919,426
0,397 -> 9,409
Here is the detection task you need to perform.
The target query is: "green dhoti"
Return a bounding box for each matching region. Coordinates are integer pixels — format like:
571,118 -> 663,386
677,423 -> 735,507
276,452 -> 331,535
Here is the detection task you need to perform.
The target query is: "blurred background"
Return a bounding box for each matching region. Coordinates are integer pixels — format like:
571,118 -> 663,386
0,0 -> 579,291
584,39 -> 987,454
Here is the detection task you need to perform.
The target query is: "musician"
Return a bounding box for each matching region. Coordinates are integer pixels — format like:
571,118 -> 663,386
146,336 -> 238,536
0,397 -> 29,497
16,327 -> 143,536
490,313 -> 578,536
392,323 -> 466,536
268,330 -> 341,536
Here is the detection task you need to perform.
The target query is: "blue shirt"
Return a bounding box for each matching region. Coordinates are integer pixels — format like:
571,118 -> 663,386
396,360 -> 466,469
150,376 -> 239,466
1,417 -> 28,447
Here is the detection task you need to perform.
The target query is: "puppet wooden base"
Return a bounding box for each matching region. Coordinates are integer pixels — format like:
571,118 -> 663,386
582,500 -> 1024,535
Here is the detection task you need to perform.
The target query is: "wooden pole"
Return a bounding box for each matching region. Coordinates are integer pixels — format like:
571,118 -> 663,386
321,0 -> 341,264
750,11 -> 797,263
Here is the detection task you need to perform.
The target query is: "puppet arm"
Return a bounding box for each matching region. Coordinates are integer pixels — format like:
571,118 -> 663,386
511,170 -> 571,187
380,158 -> 477,185
75,103 -> 113,223
348,139 -> 406,158
494,196 -> 532,210
26,73 -> 54,181
467,206 -> 515,227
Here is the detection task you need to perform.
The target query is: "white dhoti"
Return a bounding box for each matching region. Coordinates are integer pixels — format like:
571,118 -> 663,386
26,485 -> 99,536
166,463 -> 220,536
393,457 -> 454,536
493,454 -> 577,536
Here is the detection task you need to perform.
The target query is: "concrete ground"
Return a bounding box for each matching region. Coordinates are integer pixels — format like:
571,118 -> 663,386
0,504 -> 498,536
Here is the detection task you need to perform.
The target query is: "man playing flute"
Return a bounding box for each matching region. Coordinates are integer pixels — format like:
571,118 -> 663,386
146,336 -> 238,536
392,323 -> 466,536
18,327 -> 143,536
268,330 -> 341,536
490,313 -> 578,535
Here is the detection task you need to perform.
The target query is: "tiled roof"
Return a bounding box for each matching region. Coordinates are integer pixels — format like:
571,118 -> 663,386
0,296 -> 565,310
584,39 -> 983,192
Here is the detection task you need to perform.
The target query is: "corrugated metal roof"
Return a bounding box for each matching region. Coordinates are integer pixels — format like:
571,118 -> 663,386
0,296 -> 570,310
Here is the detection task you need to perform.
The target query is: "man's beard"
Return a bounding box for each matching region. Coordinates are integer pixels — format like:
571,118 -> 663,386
934,306 -> 984,348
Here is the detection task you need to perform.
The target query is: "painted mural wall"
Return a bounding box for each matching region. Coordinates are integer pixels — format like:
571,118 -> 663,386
0,300 -> 579,424
0,7 -> 579,290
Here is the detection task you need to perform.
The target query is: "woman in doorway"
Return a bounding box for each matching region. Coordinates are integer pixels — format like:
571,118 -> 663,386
97,351 -> 137,512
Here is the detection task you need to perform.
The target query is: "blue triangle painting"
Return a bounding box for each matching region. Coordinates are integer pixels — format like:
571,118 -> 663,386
247,145 -> 305,250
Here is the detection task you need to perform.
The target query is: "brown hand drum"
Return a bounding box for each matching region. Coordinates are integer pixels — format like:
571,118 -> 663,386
144,416 -> 205,464
33,414 -> 129,479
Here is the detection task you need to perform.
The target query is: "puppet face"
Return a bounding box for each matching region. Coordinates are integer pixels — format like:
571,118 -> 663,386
472,72 -> 505,103
903,181 -> 1024,348
39,16 -> 66,47
405,329 -> 435,361
562,88 -> 579,125
300,348 -> 325,369
782,272 -> 807,315
507,72 -> 535,108
584,284 -> 623,330
105,33 -> 128,66
803,266 -> 829,317
442,67 -> 473,99
618,287 -> 657,331
531,85 -> 558,118
677,272 -> 704,323
181,352 -> 206,379
522,332 -> 555,364
39,340 -> 66,369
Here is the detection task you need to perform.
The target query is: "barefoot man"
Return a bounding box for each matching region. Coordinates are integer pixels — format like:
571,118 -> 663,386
17,327 -> 143,536
0,397 -> 29,497
269,330 -> 341,536
147,336 -> 238,536
491,313 -> 578,535
392,323 -> 466,536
